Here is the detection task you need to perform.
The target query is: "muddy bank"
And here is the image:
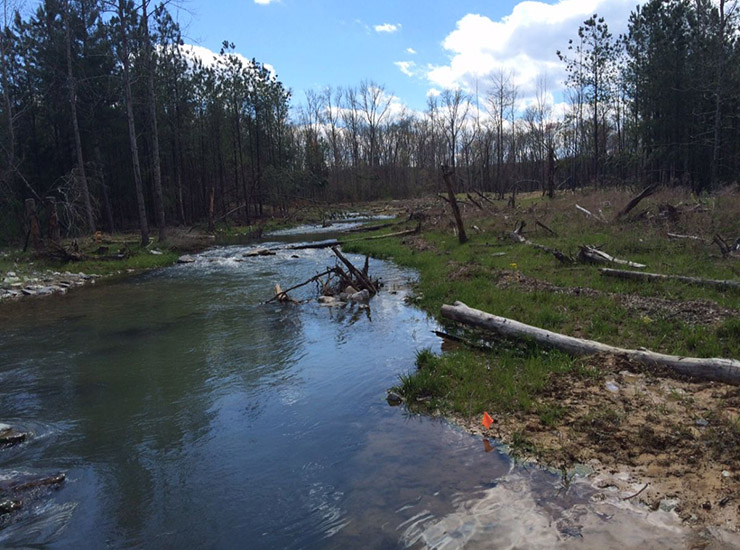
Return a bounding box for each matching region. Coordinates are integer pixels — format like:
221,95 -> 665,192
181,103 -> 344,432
456,354 -> 740,534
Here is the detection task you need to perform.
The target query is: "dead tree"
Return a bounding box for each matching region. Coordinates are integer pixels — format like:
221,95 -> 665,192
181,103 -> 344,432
615,184 -> 658,220
441,165 -> 468,244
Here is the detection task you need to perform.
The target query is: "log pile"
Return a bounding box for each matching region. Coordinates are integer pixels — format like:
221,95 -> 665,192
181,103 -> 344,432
267,247 -> 380,305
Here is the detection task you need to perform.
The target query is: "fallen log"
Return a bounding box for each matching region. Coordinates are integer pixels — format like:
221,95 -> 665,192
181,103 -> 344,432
714,234 -> 740,258
441,301 -> 740,385
535,220 -> 557,236
578,245 -> 646,269
616,184 -> 658,220
474,190 -> 497,207
347,220 -> 402,233
289,240 -> 340,250
668,233 -> 704,242
509,221 -> 574,264
466,193 -> 484,210
346,223 -> 420,243
599,268 -> 740,291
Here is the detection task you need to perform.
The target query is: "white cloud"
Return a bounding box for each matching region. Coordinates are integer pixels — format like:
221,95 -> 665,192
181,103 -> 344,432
177,44 -> 277,78
406,47 -> 417,55
394,61 -> 416,77
427,0 -> 646,99
254,0 -> 278,4
374,23 -> 401,33
426,88 -> 442,98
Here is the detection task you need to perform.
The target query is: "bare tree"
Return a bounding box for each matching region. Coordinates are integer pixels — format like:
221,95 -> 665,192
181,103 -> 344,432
486,70 -> 518,197
439,88 -> 470,169
358,80 -> 392,167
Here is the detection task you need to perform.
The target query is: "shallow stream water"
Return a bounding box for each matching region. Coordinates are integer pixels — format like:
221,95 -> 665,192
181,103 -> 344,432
0,227 -> 724,549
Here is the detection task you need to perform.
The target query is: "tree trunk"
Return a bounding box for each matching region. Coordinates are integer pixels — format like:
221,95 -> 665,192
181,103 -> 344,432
142,0 -> 166,241
711,0 -> 726,189
441,165 -> 468,244
64,3 -> 95,233
118,0 -> 149,246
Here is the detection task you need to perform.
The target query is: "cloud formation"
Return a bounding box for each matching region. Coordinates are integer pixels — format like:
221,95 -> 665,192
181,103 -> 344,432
254,0 -> 278,4
394,61 -> 416,77
406,47 -> 417,55
374,23 -> 401,33
426,0 -> 645,97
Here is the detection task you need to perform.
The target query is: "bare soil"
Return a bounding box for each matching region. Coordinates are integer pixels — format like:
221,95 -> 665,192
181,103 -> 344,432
457,354 -> 740,533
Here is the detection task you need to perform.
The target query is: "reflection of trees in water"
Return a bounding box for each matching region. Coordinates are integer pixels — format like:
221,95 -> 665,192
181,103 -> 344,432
326,304 -> 372,349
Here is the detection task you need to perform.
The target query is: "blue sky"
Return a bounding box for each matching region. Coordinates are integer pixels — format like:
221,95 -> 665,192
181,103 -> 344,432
175,0 -> 645,111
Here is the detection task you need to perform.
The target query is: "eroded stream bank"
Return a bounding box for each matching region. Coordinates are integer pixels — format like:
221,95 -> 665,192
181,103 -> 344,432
1,229 -> 736,548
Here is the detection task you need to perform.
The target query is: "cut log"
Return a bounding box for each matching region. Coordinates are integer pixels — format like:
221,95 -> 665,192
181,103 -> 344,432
616,184 -> 658,220
578,246 -> 646,269
441,301 -> 740,385
599,268 -> 740,291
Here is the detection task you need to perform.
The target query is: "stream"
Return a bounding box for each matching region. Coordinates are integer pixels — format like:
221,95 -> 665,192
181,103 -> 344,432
0,225 -> 723,549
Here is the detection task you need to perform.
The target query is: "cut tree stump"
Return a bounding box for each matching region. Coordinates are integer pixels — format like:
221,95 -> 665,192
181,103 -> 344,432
441,301 -> 740,385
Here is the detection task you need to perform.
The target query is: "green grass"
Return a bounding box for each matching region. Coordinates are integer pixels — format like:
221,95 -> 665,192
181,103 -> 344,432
394,346 -> 582,418
1,238 -> 183,279
345,189 -> 740,425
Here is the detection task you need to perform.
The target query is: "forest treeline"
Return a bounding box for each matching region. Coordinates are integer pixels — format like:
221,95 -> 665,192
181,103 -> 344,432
0,0 -> 738,244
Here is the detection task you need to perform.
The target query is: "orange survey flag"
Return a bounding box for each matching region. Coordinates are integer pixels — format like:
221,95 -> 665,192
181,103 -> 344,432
482,411 -> 494,430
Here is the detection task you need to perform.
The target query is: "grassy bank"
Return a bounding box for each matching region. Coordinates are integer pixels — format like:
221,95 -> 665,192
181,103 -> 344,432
343,186 -> 740,434
0,227 -> 216,283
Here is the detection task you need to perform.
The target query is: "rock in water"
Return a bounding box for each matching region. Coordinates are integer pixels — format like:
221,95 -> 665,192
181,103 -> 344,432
0,500 -> 21,515
177,255 -> 196,264
244,248 -> 276,257
348,289 -> 370,304
386,391 -> 404,406
0,430 -> 27,448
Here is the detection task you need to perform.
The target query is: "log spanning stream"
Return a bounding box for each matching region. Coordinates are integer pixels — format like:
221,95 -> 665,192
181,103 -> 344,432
0,223 -> 707,549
